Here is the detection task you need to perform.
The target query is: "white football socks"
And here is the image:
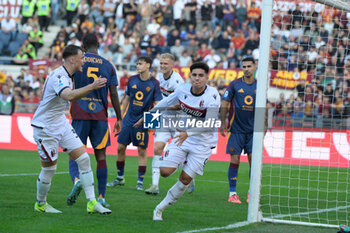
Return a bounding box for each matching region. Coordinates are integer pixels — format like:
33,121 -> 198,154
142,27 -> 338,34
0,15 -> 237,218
152,155 -> 161,186
156,180 -> 188,211
75,153 -> 95,201
37,164 -> 56,204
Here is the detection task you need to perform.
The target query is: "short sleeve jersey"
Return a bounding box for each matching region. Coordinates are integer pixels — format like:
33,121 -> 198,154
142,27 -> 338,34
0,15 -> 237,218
123,74 -> 162,126
31,66 -> 73,135
223,78 -> 257,134
164,84 -> 221,147
158,71 -> 184,98
70,53 -> 118,121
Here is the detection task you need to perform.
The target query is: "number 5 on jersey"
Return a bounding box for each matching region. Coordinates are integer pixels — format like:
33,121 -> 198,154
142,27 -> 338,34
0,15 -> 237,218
87,67 -> 99,81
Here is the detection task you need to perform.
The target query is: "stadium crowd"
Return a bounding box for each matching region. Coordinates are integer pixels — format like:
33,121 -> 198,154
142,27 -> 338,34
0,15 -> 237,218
0,0 -> 349,128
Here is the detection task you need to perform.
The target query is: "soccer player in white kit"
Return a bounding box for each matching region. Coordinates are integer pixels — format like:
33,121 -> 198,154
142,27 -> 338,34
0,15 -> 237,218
135,62 -> 220,220
31,45 -> 111,214
145,53 -> 184,195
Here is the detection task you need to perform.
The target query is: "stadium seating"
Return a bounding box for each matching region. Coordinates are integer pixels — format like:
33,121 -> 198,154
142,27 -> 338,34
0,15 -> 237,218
8,41 -> 22,57
15,32 -> 28,45
0,33 -> 11,50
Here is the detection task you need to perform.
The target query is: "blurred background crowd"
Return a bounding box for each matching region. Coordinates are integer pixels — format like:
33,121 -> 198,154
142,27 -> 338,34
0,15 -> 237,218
0,0 -> 349,128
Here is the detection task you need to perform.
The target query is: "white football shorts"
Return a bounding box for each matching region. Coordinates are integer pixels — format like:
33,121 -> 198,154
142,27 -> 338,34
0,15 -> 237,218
154,128 -> 176,143
33,121 -> 83,162
160,141 -> 212,178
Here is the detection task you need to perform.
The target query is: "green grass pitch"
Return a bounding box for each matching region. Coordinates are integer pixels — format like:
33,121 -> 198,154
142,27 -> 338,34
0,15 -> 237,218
0,150 -> 338,233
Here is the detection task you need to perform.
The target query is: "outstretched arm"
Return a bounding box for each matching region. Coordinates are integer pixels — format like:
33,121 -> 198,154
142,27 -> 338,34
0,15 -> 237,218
60,76 -> 107,101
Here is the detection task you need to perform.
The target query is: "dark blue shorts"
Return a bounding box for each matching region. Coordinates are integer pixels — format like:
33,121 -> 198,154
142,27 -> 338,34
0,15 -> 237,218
226,133 -> 253,155
117,126 -> 149,148
72,120 -> 110,149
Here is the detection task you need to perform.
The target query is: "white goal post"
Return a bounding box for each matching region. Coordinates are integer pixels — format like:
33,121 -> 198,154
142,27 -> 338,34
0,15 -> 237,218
248,0 -> 350,228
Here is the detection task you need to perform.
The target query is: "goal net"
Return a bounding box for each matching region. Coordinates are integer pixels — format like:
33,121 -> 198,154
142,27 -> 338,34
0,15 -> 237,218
254,0 -> 350,228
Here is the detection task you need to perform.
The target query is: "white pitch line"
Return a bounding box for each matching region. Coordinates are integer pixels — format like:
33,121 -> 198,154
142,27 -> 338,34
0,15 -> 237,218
270,204 -> 350,219
176,221 -> 250,233
0,172 -> 342,193
0,171 -> 69,177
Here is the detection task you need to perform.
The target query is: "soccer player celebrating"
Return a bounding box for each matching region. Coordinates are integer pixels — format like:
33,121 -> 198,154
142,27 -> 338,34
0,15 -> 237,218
31,45 -> 111,214
107,56 -> 163,191
145,53 -> 184,195
135,62 -> 220,221
219,56 -> 257,204
66,33 -> 122,208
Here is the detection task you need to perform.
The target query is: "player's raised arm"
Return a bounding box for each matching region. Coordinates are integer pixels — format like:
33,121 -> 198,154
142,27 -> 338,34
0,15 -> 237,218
133,90 -> 179,128
60,76 -> 107,101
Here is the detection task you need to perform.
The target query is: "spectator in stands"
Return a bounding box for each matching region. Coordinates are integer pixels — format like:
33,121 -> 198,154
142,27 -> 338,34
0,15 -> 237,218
1,15 -> 17,40
291,105 -> 304,127
90,0 -> 103,24
295,79 -> 306,98
98,45 -> 112,62
36,0 -> 51,31
138,0 -> 153,31
77,0 -> 89,24
114,1 -> 125,31
13,49 -> 29,65
161,0 -> 173,27
21,39 -> 36,59
22,17 -> 35,34
29,26 -> 44,52
170,39 -> 184,59
275,105 -> 291,127
243,30 -> 259,55
305,23 -> 318,44
147,18 -> 160,35
51,0 -> 60,25
304,85 -> 316,102
203,49 -> 221,68
67,34 -> 81,47
200,24 -> 211,45
231,30 -> 246,56
217,78 -> 227,96
304,100 -> 314,118
247,1 -> 261,32
186,39 -> 199,57
324,83 -> 335,102
290,21 -> 303,39
167,29 -> 181,47
210,24 -> 222,49
81,17 -> 94,33
287,55 -> 298,71
235,0 -> 247,28
223,1 -> 235,29
21,0 -> 36,25
101,0 -> 116,28
0,83 -> 15,115
122,37 -> 134,57
200,0 -> 212,29
198,42 -> 210,59
50,33 -> 66,61
212,0 -> 224,31
66,0 -> 80,26
152,3 -> 163,24
291,4 -> 303,25
179,51 -> 192,67
218,30 -> 231,54
112,46 -> 124,67
124,0 -> 138,21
